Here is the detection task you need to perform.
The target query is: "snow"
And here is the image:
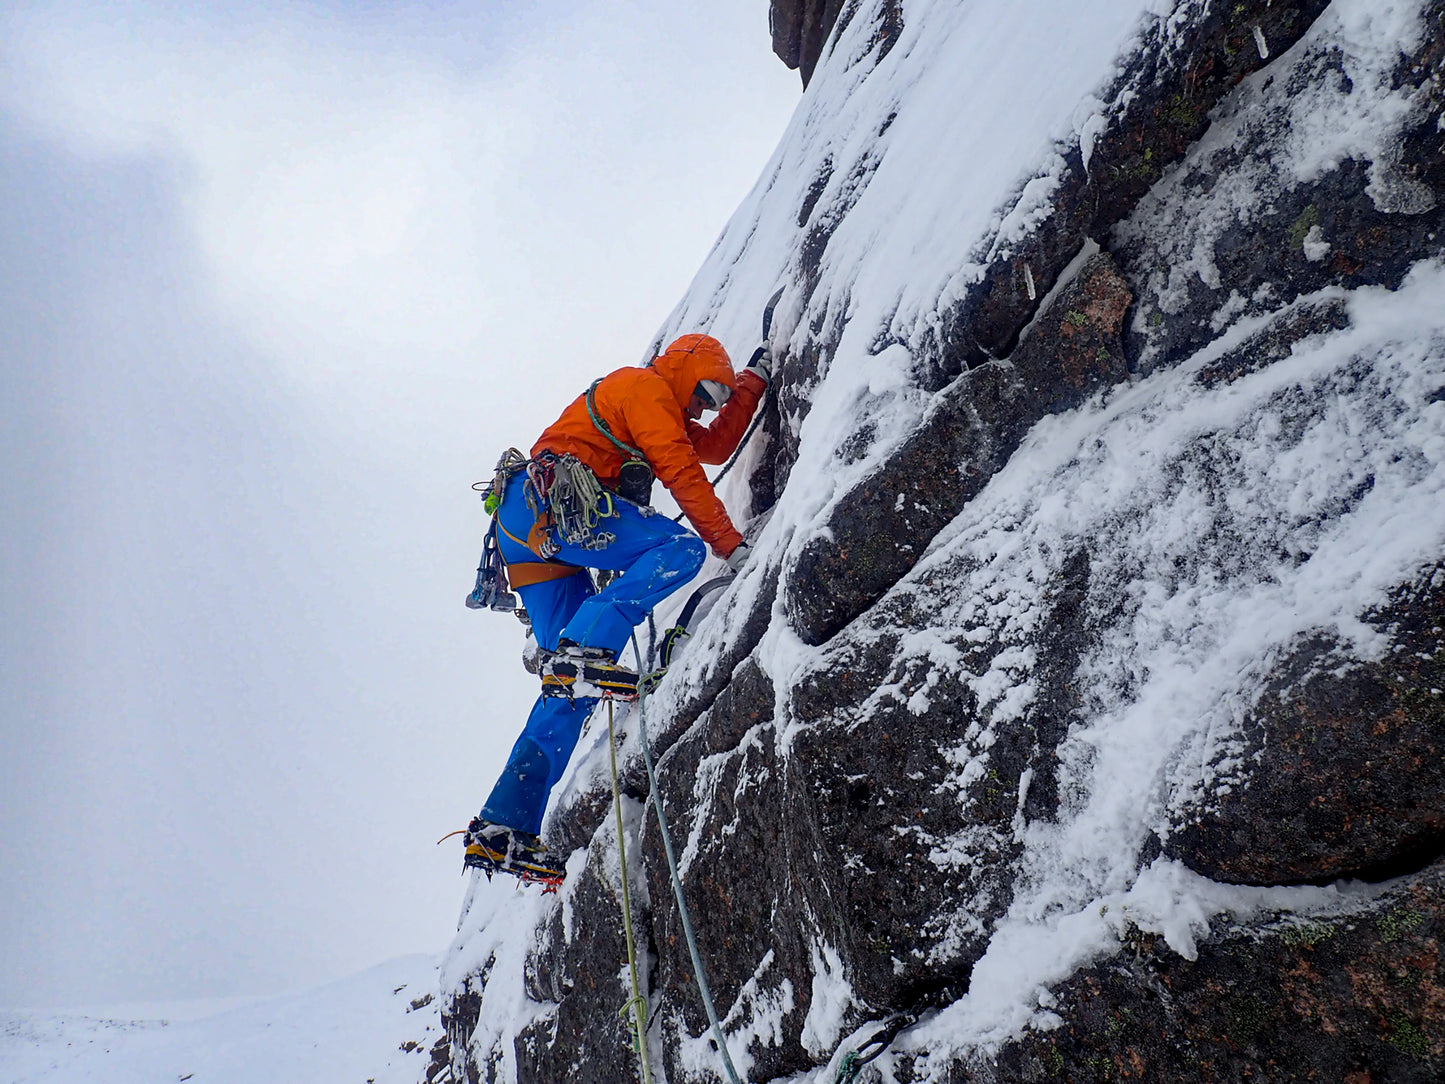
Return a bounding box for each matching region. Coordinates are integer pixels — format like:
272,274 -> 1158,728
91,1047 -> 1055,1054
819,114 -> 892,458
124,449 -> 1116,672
0,956 -> 442,1084
843,261 -> 1445,967
1303,223 -> 1333,261
799,941 -> 855,1058
648,0 -> 1211,527
894,860 -> 1384,1068
444,0 -> 1445,1079
439,864 -> 573,1084
1119,0 -> 1437,358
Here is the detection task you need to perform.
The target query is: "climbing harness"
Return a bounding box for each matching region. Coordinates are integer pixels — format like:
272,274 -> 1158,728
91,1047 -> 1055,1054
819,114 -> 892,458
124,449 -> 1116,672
587,379 -> 655,506
607,699 -> 654,1084
469,445 -> 613,613
626,629 -> 745,1084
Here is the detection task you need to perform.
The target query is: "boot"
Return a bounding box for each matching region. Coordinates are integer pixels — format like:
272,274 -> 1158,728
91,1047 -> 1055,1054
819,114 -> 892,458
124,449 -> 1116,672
462,817 -> 564,881
540,640 -> 639,700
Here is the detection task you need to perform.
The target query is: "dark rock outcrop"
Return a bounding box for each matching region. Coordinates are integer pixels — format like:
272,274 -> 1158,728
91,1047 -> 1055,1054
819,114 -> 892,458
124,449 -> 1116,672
935,0 -> 1334,378
1115,0 -> 1445,374
769,0 -> 849,87
929,859 -> 1445,1083
786,253 -> 1133,646
543,563 -> 782,860
1167,567 -> 1445,886
514,846 -> 640,1084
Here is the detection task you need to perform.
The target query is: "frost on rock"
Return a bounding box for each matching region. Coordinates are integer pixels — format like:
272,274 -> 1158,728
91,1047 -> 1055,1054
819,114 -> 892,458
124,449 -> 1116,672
1302,223 -> 1332,261
1115,0 -> 1445,373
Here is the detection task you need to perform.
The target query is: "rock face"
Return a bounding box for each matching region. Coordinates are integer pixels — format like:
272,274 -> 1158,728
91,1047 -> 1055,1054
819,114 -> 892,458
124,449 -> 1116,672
940,860 -> 1445,1083
1166,567 -> 1445,887
786,253 -> 1134,646
444,2 -> 1445,1082
769,0 -> 851,87
777,0 -> 1336,641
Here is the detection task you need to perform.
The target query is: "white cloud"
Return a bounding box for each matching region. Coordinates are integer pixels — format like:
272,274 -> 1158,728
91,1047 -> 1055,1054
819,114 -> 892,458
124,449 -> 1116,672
2,2 -> 798,399
3,5 -> 516,363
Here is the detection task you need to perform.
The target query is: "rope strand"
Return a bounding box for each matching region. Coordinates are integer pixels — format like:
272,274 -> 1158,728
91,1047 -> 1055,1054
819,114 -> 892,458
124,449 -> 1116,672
673,382 -> 775,525
607,699 -> 654,1084
630,632 -> 744,1084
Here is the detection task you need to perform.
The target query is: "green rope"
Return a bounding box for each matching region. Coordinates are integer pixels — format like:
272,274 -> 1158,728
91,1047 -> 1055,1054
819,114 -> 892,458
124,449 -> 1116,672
607,699 -> 654,1084
586,379 -> 646,460
629,632 -> 744,1084
709,379 -> 773,488
834,1051 -> 864,1084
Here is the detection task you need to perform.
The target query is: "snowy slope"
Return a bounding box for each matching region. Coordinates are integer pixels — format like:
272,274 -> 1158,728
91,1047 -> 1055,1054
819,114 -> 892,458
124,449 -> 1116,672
444,0 -> 1445,1080
0,956 -> 442,1084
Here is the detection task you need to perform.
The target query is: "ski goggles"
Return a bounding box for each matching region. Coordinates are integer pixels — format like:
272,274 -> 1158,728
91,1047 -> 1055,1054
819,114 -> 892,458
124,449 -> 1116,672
694,379 -> 733,410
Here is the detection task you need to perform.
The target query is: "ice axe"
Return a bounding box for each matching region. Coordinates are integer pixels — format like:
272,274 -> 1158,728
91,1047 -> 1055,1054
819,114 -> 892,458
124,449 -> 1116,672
749,284 -> 786,368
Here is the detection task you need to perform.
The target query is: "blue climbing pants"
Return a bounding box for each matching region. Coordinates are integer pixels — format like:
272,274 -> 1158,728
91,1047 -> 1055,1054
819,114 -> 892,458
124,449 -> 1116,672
478,476 -> 706,835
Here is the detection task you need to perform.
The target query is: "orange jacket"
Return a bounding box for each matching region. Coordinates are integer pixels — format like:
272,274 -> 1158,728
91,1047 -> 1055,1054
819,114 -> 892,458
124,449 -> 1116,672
532,334 -> 766,556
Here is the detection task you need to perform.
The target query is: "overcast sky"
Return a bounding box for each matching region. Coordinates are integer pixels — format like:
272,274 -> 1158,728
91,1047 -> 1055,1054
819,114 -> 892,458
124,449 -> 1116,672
0,0 -> 799,1007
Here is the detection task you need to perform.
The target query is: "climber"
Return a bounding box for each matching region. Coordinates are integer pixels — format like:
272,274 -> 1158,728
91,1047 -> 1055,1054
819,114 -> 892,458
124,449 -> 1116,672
464,333 -> 771,880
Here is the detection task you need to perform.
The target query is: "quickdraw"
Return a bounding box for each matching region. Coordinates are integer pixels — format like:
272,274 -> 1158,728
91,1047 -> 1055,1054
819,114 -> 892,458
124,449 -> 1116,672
525,451 -> 618,554
467,449 -> 529,616
829,983 -> 962,1083
834,1011 -> 917,1082
476,447 -> 528,515
656,575 -> 734,669
465,517 -> 518,613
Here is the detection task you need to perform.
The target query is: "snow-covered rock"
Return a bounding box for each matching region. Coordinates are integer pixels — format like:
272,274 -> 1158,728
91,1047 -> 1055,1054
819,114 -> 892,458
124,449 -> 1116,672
444,1 -> 1445,1081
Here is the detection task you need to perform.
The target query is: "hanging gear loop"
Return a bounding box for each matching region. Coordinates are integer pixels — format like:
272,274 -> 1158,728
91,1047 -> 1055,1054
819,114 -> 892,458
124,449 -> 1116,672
472,445 -> 624,568
467,448 -> 531,616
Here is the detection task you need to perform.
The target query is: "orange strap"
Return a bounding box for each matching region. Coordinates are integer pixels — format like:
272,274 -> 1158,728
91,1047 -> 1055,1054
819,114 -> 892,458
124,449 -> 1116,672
498,513 -> 555,557
497,518 -> 581,587
506,560 -> 584,588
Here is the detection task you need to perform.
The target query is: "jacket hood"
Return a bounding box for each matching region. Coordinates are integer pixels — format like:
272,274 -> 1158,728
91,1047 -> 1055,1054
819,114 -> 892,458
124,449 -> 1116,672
651,334 -> 735,409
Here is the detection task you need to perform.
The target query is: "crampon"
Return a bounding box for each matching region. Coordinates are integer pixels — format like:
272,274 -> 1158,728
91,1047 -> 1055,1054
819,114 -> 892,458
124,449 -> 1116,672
441,819 -> 566,893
